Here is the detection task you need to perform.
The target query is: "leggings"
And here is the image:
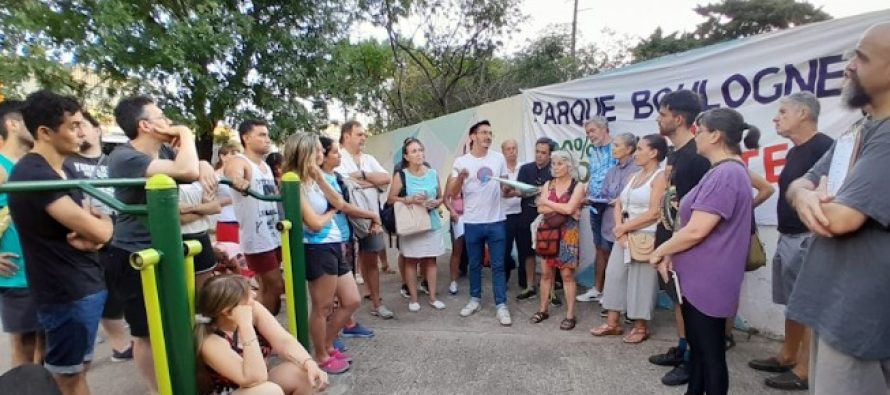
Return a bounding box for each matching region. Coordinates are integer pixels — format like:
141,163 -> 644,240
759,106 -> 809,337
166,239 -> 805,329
682,299 -> 729,395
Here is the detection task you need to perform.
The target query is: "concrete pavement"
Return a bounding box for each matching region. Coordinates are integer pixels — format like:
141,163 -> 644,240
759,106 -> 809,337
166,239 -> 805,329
1,250 -> 792,394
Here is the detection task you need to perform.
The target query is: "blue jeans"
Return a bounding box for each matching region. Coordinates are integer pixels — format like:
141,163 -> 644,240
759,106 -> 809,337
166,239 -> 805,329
38,290 -> 107,374
464,221 -> 507,306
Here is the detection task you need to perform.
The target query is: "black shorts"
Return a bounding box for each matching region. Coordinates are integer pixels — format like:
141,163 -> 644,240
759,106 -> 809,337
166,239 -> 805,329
305,243 -> 351,282
102,245 -> 149,338
182,231 -> 218,275
97,247 -> 124,320
515,212 -> 536,263
0,287 -> 41,333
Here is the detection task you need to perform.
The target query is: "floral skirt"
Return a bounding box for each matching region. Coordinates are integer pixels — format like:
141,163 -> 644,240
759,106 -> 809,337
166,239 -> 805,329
544,218 -> 580,269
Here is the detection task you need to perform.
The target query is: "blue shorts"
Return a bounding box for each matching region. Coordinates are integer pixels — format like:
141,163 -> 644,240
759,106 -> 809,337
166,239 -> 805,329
589,205 -> 614,251
38,290 -> 106,375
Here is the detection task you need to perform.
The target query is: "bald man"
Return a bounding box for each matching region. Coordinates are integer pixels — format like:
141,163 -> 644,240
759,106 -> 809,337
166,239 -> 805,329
785,23 -> 890,394
500,139 -> 523,287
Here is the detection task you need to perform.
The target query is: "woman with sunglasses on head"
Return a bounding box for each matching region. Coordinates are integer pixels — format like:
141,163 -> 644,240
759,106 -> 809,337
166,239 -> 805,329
649,108 -> 759,395
387,138 -> 446,312
281,132 -> 382,374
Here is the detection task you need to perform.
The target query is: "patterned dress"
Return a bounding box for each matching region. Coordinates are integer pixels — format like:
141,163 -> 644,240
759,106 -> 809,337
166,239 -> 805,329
544,179 -> 580,269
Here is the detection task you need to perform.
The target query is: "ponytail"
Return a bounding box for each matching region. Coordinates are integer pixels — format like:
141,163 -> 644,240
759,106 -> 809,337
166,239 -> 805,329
742,123 -> 761,150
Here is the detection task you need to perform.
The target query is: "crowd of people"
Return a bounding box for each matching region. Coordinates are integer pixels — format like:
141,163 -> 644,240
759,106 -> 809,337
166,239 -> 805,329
0,21 -> 888,395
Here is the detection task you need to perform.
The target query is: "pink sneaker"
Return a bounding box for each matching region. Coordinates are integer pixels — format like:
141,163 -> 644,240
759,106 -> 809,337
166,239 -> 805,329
319,356 -> 350,374
329,348 -> 353,363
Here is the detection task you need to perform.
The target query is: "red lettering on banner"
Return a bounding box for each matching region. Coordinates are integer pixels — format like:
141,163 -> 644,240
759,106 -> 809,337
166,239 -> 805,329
763,143 -> 788,183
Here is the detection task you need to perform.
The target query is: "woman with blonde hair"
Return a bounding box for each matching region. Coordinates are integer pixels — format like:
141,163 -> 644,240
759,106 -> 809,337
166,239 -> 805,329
281,132 -> 381,374
530,150 -> 586,330
194,274 -> 327,395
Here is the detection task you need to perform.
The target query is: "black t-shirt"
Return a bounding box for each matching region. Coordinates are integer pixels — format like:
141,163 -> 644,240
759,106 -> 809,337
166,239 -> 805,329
656,140 -> 711,245
777,133 -> 833,234
63,153 -> 116,217
517,161 -> 553,217
8,153 -> 104,305
107,143 -> 175,252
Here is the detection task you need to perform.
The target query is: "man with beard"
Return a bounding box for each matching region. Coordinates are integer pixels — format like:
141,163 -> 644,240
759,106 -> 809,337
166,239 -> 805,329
449,120 -> 512,326
63,112 -> 133,363
785,23 -> 890,394
513,137 -> 557,300
647,90 -> 711,387
0,99 -> 43,369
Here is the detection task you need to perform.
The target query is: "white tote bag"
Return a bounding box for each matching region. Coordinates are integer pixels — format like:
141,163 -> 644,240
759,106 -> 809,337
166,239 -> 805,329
394,202 -> 432,236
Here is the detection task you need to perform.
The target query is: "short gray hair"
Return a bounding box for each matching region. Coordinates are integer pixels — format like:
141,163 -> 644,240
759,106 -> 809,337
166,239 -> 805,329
584,116 -> 609,130
613,132 -> 638,153
781,92 -> 820,122
550,150 -> 579,180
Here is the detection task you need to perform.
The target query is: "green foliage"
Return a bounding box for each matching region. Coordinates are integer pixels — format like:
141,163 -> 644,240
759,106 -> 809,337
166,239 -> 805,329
633,0 -> 832,62
0,0 -> 354,158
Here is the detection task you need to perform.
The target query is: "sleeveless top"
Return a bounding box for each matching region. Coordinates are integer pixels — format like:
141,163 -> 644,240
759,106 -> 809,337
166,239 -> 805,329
231,154 -> 281,254
303,180 -> 342,244
204,327 -> 272,395
0,154 -> 27,288
324,172 -> 351,242
403,168 -> 442,231
619,168 -> 663,233
546,179 -> 580,266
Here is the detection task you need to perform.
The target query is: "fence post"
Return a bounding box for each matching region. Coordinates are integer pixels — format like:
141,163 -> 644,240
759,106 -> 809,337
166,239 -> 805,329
280,171 -> 309,347
145,174 -> 197,395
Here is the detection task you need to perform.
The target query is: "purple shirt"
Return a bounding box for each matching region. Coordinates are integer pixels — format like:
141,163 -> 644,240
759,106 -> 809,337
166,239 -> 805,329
673,161 -> 752,318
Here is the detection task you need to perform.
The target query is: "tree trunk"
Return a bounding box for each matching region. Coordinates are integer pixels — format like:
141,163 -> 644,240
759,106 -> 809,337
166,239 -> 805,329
195,125 -> 215,161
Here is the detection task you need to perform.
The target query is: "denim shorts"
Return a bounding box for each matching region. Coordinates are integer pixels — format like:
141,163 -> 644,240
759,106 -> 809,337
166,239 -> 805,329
38,290 -> 107,375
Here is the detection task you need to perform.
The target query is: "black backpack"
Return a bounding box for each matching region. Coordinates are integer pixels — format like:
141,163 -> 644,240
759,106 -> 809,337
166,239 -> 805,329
380,170 -> 407,234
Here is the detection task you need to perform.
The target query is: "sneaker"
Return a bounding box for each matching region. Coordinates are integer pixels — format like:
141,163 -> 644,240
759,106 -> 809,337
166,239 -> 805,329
111,343 -> 134,362
400,284 -> 410,299
371,305 -> 394,319
319,356 -> 350,374
661,363 -> 690,386
341,323 -> 375,338
333,337 -> 347,351
516,287 -> 536,300
765,371 -> 809,390
496,306 -> 512,326
576,288 -> 601,302
408,302 -> 421,312
649,346 -> 685,366
329,348 -> 353,363
550,292 -> 563,307
448,281 -> 458,295
355,273 -> 364,285
419,280 -> 430,295
460,299 -> 481,317
430,300 -> 446,310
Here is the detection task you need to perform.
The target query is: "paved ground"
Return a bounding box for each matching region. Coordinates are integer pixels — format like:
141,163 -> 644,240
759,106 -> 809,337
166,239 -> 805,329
1,250 -> 792,394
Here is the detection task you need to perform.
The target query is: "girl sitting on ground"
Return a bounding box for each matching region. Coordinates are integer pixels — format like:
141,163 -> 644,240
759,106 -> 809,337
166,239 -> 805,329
195,274 -> 328,395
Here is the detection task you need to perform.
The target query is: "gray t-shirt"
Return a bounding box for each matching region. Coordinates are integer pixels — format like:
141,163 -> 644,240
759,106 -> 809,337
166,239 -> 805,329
786,116 -> 890,360
107,143 -> 175,252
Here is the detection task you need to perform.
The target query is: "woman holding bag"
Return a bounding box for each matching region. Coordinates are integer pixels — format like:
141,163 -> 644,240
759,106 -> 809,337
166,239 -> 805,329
530,150 -> 586,330
387,138 -> 446,312
592,134 -> 668,343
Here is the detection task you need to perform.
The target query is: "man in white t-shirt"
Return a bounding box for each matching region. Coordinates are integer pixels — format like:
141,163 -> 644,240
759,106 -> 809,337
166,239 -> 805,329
448,120 -> 512,326
335,121 -> 394,319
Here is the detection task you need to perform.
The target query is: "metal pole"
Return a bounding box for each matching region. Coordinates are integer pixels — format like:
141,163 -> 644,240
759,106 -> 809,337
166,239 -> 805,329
277,220 -> 298,337
130,249 -> 172,395
183,240 -> 202,326
280,172 -> 310,347
145,174 -> 197,395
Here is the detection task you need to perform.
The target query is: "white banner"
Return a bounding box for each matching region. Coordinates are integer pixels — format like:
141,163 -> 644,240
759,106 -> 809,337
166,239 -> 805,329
522,10 -> 890,225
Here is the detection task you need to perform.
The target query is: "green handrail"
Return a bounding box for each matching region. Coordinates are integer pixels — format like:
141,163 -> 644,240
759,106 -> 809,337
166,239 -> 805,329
0,178 -> 149,214
218,178 -> 281,202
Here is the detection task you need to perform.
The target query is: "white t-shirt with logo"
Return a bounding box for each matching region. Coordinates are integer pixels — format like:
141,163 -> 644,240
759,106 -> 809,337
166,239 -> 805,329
452,151 -> 507,224
503,162 -> 522,215
335,148 -> 388,209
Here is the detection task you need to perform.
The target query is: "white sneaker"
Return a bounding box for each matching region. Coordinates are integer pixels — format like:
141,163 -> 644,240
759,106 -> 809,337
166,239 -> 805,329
371,305 -> 394,319
460,300 -> 481,317
430,300 -> 446,310
356,273 -> 365,285
408,302 -> 421,312
448,281 -> 458,295
496,306 -> 512,326
576,288 -> 601,302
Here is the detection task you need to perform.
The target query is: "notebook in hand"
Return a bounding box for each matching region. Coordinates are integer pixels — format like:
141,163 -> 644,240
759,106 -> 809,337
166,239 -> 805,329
662,270 -> 683,305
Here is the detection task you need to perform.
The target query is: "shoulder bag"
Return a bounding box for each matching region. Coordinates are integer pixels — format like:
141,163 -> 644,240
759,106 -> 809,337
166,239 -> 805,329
535,180 -> 577,257
624,171 -> 656,262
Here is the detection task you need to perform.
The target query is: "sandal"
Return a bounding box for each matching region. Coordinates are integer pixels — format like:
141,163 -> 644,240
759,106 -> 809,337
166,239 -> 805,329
590,324 -> 624,336
622,327 -> 650,344
560,317 -> 577,331
530,311 -> 549,324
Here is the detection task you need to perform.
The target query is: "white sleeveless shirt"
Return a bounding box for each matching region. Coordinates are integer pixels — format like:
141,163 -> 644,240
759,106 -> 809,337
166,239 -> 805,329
232,154 -> 281,254
619,168 -> 663,233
